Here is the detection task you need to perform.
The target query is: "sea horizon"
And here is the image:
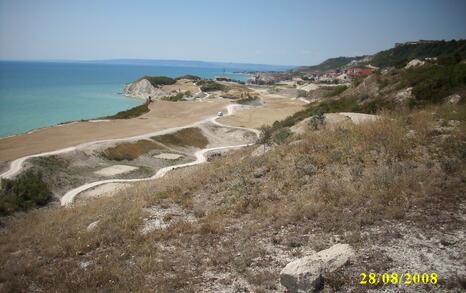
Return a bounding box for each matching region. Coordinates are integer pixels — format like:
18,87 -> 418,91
0,60 -> 287,138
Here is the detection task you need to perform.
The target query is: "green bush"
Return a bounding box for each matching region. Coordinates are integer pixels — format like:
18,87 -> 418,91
106,101 -> 150,119
403,63 -> 466,105
176,75 -> 201,81
162,92 -> 186,102
142,76 -> 176,86
308,109 -> 326,130
371,40 -> 466,68
257,125 -> 273,146
236,95 -> 260,105
0,171 -> 52,216
273,128 -> 292,144
197,80 -> 227,92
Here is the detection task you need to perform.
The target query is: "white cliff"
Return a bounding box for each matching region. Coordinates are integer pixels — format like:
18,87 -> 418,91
123,79 -> 168,99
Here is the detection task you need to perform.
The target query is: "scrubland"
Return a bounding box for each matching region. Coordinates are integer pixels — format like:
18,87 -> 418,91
1,103 -> 464,292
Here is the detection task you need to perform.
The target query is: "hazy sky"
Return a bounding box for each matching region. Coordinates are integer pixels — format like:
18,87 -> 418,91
1,0 -> 465,66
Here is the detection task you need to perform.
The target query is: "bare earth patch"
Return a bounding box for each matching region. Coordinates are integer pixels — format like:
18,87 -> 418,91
142,203 -> 196,234
79,183 -> 131,199
94,165 -> 139,176
154,127 -> 209,149
153,153 -> 183,160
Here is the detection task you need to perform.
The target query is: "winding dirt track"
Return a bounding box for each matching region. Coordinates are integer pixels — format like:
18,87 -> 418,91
0,104 -> 259,206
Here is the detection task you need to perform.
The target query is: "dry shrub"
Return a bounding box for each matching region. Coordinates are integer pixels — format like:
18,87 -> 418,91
101,140 -> 163,161
0,107 -> 464,291
154,127 -> 208,148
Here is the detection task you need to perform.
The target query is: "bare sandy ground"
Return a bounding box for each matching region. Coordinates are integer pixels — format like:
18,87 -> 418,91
290,113 -> 379,134
0,99 -> 229,162
162,79 -> 200,94
94,165 -> 139,176
79,183 -> 131,199
153,153 -> 183,160
218,93 -> 306,128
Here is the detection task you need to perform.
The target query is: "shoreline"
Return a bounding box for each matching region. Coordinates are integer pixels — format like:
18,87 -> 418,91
0,86 -> 307,162
0,93 -> 145,141
0,99 -> 230,162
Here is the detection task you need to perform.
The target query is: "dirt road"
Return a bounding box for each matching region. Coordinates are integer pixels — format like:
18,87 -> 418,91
0,99 -> 229,162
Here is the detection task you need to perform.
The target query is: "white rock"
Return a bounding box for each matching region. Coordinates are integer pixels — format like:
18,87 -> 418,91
123,78 -> 167,99
447,94 -> 462,105
280,244 -> 355,293
405,59 -> 425,69
395,87 -> 413,102
86,220 -> 100,232
79,260 -> 93,269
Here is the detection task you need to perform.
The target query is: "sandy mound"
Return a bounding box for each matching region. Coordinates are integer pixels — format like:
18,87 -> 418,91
94,165 -> 138,176
339,112 -> 379,124
79,183 -> 131,199
290,112 -> 378,134
153,153 -> 183,160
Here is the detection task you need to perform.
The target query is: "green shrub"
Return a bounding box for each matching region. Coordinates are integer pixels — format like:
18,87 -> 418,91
257,125 -> 273,146
0,171 -> 52,216
403,63 -> 466,105
142,76 -> 176,86
197,80 -> 227,92
273,128 -> 292,144
309,110 -> 326,130
371,40 -> 466,68
106,101 -> 150,119
236,95 -> 260,105
162,92 -> 186,102
176,75 -> 201,81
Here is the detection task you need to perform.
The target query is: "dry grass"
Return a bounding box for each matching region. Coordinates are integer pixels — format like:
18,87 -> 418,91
154,127 -> 208,149
0,106 -> 464,291
101,140 -> 163,161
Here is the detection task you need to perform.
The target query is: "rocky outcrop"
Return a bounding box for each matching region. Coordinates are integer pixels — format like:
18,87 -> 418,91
405,59 -> 425,69
280,244 -> 355,293
395,87 -> 413,102
123,78 -> 168,99
447,94 -> 462,105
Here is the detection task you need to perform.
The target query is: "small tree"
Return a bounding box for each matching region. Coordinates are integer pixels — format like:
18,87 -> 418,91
308,109 -> 325,130
258,125 -> 273,153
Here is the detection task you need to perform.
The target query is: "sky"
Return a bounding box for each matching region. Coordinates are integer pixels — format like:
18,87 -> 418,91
1,0 -> 465,66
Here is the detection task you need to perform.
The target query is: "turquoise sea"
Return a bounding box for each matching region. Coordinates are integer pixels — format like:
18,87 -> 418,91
0,61 -> 279,137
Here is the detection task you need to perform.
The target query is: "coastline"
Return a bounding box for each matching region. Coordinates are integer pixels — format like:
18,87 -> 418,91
0,93 -> 146,141
0,89 -> 308,163
0,99 -> 230,162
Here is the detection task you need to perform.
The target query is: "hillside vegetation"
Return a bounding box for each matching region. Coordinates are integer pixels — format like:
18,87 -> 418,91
371,40 -> 466,68
295,40 -> 466,73
196,80 -> 227,92
140,76 -> 176,87
105,100 -> 150,119
0,171 -> 52,216
295,56 -> 367,72
0,105 -> 464,291
1,40 -> 465,292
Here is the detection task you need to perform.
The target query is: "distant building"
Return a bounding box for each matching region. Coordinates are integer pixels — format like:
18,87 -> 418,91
395,40 -> 437,47
336,73 -> 349,81
346,67 -> 373,78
